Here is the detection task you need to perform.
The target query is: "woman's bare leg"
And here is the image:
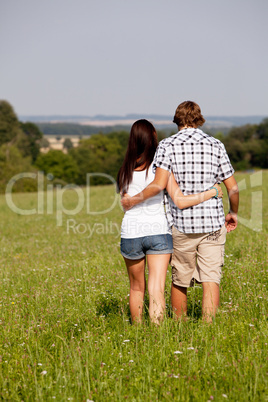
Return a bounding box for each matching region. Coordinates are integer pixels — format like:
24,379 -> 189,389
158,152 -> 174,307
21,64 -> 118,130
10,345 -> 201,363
147,254 -> 170,324
124,257 -> 146,323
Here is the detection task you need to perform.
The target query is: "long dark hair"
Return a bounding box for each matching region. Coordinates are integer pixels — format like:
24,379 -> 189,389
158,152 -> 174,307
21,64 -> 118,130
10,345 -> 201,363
117,119 -> 158,194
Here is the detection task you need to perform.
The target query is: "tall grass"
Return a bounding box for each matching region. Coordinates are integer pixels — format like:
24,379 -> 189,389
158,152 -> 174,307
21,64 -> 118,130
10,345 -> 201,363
0,171 -> 267,401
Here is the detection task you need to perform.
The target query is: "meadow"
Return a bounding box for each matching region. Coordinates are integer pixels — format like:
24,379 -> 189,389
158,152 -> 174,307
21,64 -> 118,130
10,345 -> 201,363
0,171 -> 267,401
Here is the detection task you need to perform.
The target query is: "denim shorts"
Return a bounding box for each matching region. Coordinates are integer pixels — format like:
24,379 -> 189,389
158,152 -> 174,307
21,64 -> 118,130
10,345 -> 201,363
120,234 -> 173,260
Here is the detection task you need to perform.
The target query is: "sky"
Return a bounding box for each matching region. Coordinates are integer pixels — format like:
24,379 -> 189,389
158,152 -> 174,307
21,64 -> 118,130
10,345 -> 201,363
0,0 -> 268,117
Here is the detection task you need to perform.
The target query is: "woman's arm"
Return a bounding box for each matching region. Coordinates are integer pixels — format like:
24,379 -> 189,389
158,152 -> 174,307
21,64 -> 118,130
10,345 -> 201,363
166,173 -> 223,209
121,167 -> 223,211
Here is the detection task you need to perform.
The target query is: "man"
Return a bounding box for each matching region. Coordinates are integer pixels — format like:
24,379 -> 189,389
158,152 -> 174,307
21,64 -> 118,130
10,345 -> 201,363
121,101 -> 239,322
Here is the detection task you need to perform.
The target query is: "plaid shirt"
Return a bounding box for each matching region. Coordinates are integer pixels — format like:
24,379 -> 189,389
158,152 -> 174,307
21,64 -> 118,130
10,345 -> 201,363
153,128 -> 234,233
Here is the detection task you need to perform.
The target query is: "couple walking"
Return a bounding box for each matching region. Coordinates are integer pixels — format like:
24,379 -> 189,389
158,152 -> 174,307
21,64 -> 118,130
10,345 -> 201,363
117,101 -> 239,324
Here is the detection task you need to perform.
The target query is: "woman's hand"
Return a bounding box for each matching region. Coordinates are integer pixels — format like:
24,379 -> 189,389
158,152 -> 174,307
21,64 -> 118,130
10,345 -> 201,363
213,183 -> 223,198
121,193 -> 132,211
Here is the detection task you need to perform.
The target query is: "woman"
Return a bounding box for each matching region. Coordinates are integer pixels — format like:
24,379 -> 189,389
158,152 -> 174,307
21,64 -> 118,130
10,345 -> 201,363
117,119 -> 222,324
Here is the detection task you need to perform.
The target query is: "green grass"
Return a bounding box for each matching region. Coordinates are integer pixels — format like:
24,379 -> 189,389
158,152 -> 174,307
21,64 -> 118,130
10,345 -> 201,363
0,171 -> 267,401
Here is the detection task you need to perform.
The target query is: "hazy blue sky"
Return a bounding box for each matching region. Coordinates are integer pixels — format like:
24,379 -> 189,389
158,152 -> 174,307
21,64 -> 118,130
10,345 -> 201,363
1,0 -> 267,117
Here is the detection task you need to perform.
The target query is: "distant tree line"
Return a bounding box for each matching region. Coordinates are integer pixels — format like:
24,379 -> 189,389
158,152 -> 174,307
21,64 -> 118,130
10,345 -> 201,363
0,100 -> 267,193
213,122 -> 268,170
0,100 -> 43,192
37,122 -> 175,137
37,122 -> 133,136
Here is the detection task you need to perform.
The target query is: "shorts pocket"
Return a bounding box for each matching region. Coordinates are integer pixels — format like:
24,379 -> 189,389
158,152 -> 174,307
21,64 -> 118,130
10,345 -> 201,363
120,238 -> 135,256
150,234 -> 169,251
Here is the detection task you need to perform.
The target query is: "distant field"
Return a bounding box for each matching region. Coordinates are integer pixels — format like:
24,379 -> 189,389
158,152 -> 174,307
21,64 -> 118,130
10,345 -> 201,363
39,136 -> 84,153
0,171 -> 267,401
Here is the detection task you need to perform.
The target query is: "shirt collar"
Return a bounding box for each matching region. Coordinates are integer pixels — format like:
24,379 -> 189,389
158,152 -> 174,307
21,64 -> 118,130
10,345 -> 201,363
177,127 -> 205,140
178,127 -> 202,135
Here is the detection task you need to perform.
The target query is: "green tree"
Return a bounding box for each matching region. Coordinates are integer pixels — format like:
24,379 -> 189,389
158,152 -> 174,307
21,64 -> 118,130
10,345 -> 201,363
16,122 -> 43,162
222,121 -> 268,169
245,138 -> 268,168
63,138 -> 73,151
0,100 -> 22,146
213,131 -> 225,142
40,137 -> 50,149
35,150 -> 79,184
227,124 -> 257,142
107,131 -> 129,151
70,133 -> 124,185
223,137 -> 249,170
254,118 -> 268,167
256,118 -> 268,141
0,144 -> 37,193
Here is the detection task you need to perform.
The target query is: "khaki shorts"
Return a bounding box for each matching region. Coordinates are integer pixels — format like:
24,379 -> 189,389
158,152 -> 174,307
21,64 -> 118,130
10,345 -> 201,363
171,225 -> 227,287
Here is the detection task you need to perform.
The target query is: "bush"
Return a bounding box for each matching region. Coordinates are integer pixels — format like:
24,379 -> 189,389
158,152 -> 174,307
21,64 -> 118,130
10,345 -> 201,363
35,150 -> 79,184
0,144 -> 38,193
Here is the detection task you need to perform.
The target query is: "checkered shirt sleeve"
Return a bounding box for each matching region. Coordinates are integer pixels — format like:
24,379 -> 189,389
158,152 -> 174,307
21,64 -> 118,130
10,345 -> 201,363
152,141 -> 173,173
216,142 -> 235,181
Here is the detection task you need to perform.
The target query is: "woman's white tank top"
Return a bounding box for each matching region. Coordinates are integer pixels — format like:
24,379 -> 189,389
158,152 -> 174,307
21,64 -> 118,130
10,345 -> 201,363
121,165 -> 171,238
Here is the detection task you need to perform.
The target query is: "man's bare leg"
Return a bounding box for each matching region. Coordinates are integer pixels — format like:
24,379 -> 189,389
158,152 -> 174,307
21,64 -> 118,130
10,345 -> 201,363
171,283 -> 187,319
202,282 -> 220,322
